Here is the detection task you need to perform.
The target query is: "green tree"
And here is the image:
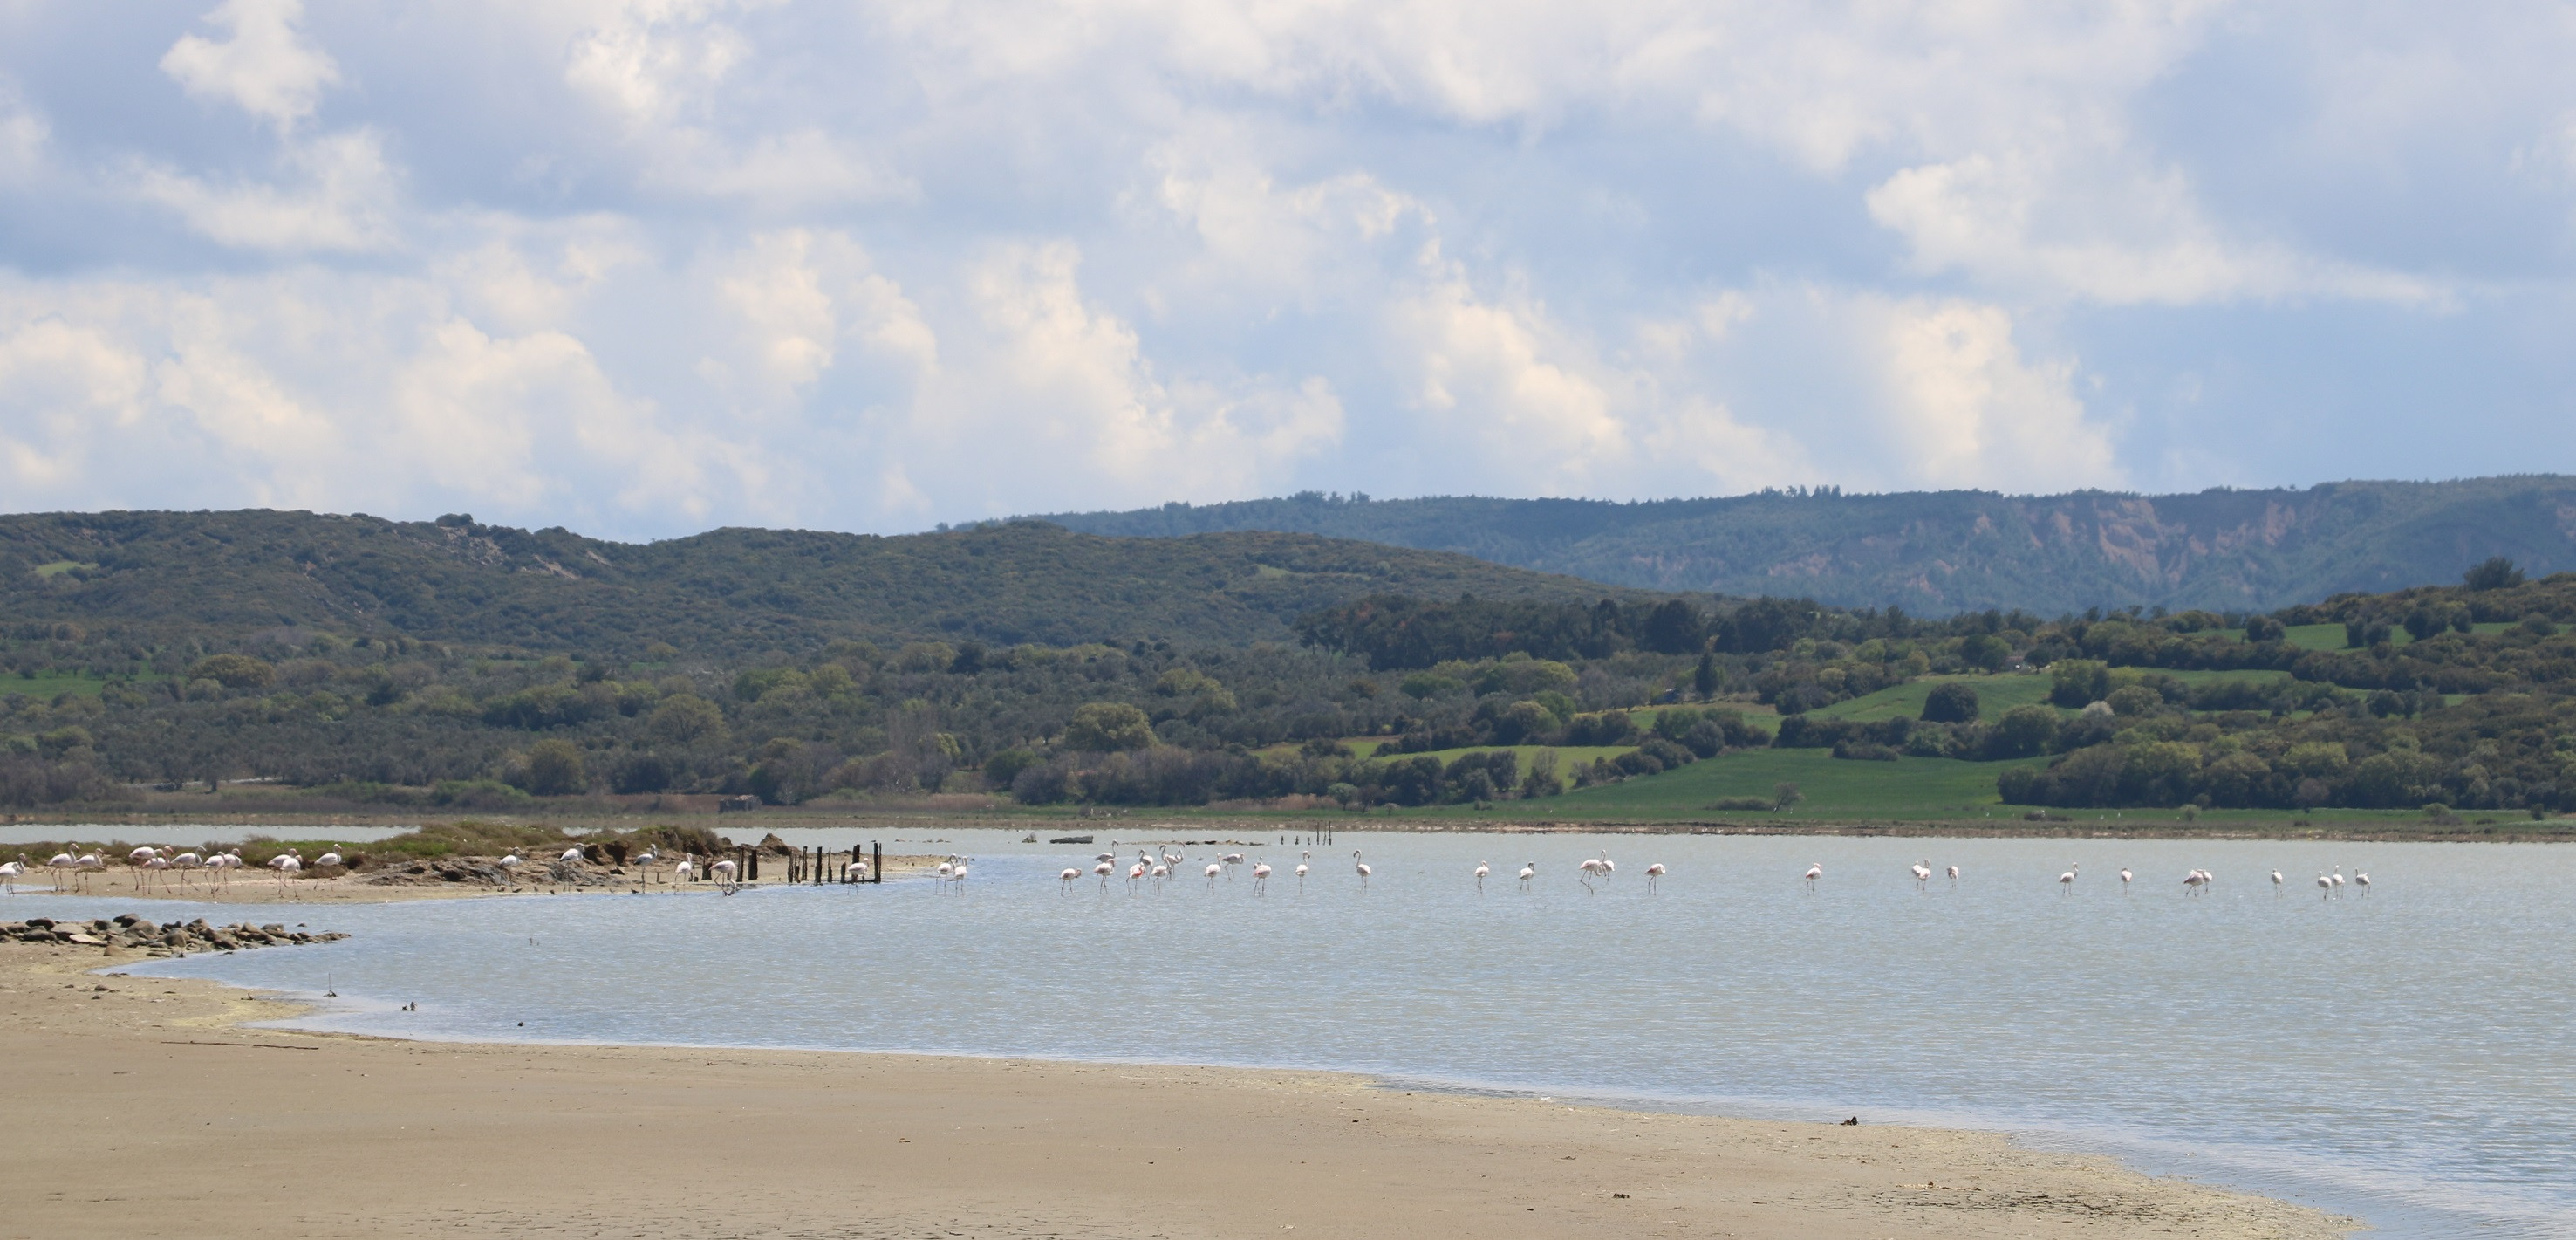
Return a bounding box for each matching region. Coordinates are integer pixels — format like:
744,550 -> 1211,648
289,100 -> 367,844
188,654 -> 277,689
2048,660 -> 2109,708
1692,652 -> 1721,698
2463,557 -> 2525,591
523,738 -> 588,796
1064,702 -> 1155,752
647,695 -> 728,745
1920,682 -> 1980,723
1992,704 -> 2057,757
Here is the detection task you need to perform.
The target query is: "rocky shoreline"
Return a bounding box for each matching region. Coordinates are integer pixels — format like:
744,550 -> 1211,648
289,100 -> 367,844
3,914 -> 347,956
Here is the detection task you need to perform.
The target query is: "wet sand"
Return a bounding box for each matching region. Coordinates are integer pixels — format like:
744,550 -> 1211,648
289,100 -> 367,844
0,939 -> 2351,1239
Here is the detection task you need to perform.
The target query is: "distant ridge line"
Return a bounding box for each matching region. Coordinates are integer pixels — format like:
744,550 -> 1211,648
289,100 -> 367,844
1024,476 -> 2576,616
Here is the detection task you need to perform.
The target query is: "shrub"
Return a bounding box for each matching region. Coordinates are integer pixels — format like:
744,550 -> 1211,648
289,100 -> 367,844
1920,682 -> 1980,723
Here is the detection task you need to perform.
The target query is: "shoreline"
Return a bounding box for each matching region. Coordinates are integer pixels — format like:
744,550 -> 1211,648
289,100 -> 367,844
8,937 -> 2357,1239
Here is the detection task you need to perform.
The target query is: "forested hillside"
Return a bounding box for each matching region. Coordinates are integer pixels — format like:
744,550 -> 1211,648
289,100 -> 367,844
1032,476 -> 2576,615
0,510 -> 1641,655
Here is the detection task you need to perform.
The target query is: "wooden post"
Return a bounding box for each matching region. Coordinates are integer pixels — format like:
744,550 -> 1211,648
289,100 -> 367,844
872,840 -> 882,883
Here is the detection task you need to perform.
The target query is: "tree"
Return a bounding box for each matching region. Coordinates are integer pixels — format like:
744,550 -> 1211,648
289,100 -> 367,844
1920,682 -> 1980,723
2464,557 -> 2525,591
1772,780 -> 1803,811
523,738 -> 588,796
647,695 -> 728,745
1692,652 -> 1721,698
1063,702 -> 1155,752
1991,704 -> 2057,757
188,654 -> 277,689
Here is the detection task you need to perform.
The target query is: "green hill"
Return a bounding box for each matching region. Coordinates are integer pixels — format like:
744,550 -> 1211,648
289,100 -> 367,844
0,511 -> 1655,656
1030,476 -> 2576,615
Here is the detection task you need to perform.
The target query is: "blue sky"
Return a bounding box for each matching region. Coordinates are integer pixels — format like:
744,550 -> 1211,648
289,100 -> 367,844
0,1 -> 2570,540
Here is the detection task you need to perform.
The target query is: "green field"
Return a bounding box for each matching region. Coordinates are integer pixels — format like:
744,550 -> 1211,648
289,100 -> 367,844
1803,672 -> 2052,722
2,671 -> 112,699
1348,742 -> 1634,768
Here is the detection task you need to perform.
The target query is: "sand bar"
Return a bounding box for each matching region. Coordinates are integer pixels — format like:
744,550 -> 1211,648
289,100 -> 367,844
0,937 -> 2352,1239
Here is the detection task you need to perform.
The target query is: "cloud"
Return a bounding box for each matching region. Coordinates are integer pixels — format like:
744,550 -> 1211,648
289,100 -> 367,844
0,3 -> 2566,537
129,129 -> 401,252
160,0 -> 342,130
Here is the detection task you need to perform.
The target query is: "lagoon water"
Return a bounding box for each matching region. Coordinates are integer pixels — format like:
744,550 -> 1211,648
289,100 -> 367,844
50,830 -> 2576,1237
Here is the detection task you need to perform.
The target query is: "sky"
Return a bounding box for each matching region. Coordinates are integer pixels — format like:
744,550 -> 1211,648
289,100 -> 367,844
1,1 -> 2572,542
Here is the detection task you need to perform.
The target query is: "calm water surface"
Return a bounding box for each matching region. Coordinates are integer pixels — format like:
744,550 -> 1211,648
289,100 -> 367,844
52,830 -> 2576,1237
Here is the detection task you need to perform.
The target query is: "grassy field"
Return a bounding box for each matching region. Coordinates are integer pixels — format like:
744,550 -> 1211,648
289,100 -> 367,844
1345,742 -> 1636,768
2,671 -> 113,699
1804,673 -> 2052,723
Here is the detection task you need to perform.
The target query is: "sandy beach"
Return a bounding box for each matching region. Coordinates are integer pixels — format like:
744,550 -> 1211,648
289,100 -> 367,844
1,936 -> 2352,1240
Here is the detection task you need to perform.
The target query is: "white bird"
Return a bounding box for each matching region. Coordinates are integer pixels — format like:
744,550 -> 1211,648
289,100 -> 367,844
1644,862 -> 1666,893
1910,860 -> 1931,891
672,858 -> 695,884
129,846 -> 160,891
2057,868 -> 2076,894
1293,862 -> 1308,887
2270,869 -> 2284,894
560,847 -> 585,864
1518,863 -> 1535,892
498,853 -> 522,868
2330,867 -> 2346,897
2354,870 -> 2371,897
0,857 -> 23,894
1802,863 -> 1822,893
709,858 -> 739,893
1150,863 -> 1170,887
313,851 -> 342,869
270,851 -> 303,894
2183,869 -> 2208,895
1060,867 -> 1081,893
1252,861 -> 1272,894
1126,862 -> 1145,891
950,859 -> 969,889
1353,850 -> 1370,890
1945,865 -> 1960,882
1094,859 -> 1114,889
2316,871 -> 2333,899
1205,861 -> 1223,888
128,846 -> 160,866
172,852 -> 202,889
2119,867 -> 2133,889
44,851 -> 75,890
1473,862 -> 1491,891
141,852 -> 173,893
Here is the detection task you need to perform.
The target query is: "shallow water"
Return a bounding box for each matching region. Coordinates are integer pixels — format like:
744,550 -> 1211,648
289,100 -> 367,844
53,830 -> 2576,1237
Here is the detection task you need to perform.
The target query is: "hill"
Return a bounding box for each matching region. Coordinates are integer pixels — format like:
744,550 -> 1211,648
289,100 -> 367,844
0,511 -> 1654,655
1028,476 -> 2576,615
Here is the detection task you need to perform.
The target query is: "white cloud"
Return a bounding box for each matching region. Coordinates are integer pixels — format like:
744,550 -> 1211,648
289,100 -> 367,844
130,130 -> 401,253
0,320 -> 150,491
160,0 -> 342,130
1865,297 -> 2122,491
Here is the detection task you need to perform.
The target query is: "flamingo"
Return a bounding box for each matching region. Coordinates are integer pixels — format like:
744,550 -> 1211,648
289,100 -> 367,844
0,856 -> 22,894
1220,853 -> 1246,879
1474,862 -> 1491,892
1802,863 -> 1821,893
128,846 -> 159,892
1518,863 -> 1535,892
44,851 -> 75,890
269,850 -> 303,895
2270,870 -> 2284,895
709,858 -> 739,894
1094,859 -> 1114,889
1644,862 -> 1666,894
951,859 -> 970,890
672,857 -> 695,885
1150,862 -> 1169,888
2057,868 -> 2076,894
72,851 -> 105,894
1293,862 -> 1308,887
559,846 -> 585,865
313,851 -> 343,870
172,852 -> 202,890
142,852 -> 173,893
2354,870 -> 2371,897
2183,869 -> 2208,896
1945,865 -> 1959,883
2119,867 -> 2133,890
1252,861 -> 1272,894
1060,867 -> 1081,894
1205,862 -> 1222,890
1910,860 -> 1931,891
2330,867 -> 2346,897
633,847 -> 657,883
498,853 -> 522,869
1126,862 -> 1145,891
2316,872 -> 2332,899
1353,850 -> 1370,890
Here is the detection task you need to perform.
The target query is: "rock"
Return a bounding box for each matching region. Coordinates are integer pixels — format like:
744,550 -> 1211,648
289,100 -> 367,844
62,932 -> 102,945
260,924 -> 288,935
113,913 -> 147,927
207,934 -> 240,950
23,917 -> 52,929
